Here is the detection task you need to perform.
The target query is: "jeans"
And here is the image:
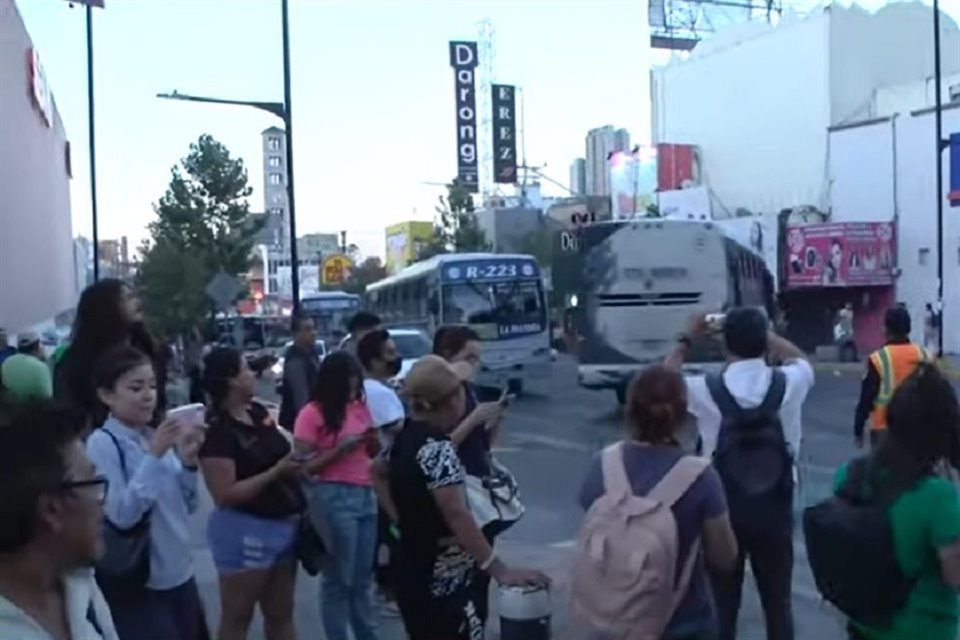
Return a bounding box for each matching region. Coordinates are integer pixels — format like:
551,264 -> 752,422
712,524 -> 794,640
308,481 -> 378,640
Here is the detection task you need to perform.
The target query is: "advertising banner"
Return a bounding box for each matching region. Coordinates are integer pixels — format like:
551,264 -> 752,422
449,41 -> 479,193
950,132 -> 960,208
609,147 -> 657,219
784,222 -> 895,288
320,254 -> 353,286
385,221 -> 433,274
491,84 -> 517,184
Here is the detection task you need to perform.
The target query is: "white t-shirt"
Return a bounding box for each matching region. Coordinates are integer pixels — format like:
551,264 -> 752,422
363,378 -> 405,447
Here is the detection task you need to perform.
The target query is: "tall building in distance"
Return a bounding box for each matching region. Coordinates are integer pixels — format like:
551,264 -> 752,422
261,126 -> 288,251
585,126 -> 630,197
569,158 -> 586,196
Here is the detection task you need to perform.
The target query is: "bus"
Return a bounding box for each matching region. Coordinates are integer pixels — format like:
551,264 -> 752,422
365,253 -> 551,393
214,314 -> 289,352
299,291 -> 361,341
556,219 -> 775,403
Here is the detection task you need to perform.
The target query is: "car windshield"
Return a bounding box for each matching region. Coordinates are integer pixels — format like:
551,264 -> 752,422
391,332 -> 431,359
441,280 -> 546,339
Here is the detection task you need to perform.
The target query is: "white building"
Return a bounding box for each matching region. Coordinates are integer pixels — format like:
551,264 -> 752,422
585,126 -> 630,197
651,2 -> 960,215
261,126 -> 289,252
569,158 -> 586,195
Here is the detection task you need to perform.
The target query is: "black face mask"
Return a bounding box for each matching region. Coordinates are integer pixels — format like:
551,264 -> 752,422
385,357 -> 403,376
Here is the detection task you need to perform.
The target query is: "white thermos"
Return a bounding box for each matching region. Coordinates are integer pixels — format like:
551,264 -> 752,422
498,584 -> 551,640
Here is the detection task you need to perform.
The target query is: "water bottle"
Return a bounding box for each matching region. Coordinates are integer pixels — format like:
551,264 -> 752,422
498,583 -> 551,640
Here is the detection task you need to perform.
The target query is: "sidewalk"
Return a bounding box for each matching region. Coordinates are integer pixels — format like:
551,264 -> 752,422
192,537 -> 575,640
811,354 -> 960,380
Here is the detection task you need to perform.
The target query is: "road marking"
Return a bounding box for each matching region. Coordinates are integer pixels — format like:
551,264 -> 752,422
504,431 -> 598,453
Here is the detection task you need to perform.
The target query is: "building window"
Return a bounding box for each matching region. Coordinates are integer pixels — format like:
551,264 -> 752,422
919,248 -> 930,266
268,156 -> 281,168
269,173 -> 283,185
268,137 -> 281,150
271,193 -> 284,204
269,207 -> 283,216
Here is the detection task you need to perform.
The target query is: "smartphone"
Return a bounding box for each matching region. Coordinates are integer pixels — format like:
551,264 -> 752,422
166,403 -> 206,429
498,389 -> 517,407
705,313 -> 726,333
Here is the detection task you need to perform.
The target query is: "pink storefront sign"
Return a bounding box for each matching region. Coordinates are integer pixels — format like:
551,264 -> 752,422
784,222 -> 895,288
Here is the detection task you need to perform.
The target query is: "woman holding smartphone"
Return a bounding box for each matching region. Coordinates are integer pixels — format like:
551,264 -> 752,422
294,351 -> 380,640
198,347 -> 304,640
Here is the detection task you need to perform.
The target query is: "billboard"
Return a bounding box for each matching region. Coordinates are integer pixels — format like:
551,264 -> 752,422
385,221 -> 434,274
950,132 -> 960,208
491,84 -> 517,184
320,254 -> 353,286
609,146 -> 658,219
449,41 -> 479,193
784,222 -> 895,288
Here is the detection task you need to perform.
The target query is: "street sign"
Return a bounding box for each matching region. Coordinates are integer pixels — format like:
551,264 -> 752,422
321,254 -> 353,286
205,271 -> 243,310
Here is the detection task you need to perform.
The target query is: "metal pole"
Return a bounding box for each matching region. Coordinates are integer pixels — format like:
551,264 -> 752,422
86,5 -> 100,282
933,0 -> 944,358
282,0 -> 300,312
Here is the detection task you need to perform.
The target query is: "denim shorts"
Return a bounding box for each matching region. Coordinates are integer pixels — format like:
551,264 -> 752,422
207,508 -> 298,573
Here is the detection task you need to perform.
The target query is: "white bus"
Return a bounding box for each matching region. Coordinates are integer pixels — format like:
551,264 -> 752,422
299,291 -> 361,341
365,253 -> 550,393
557,219 -> 775,403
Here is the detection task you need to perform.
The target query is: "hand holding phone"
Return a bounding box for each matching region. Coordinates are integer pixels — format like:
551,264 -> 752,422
166,403 -> 206,430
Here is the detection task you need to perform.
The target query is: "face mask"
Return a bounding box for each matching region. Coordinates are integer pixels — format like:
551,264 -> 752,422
386,357 -> 403,376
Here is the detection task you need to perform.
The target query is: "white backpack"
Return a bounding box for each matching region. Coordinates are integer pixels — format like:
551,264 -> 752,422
570,443 -> 708,640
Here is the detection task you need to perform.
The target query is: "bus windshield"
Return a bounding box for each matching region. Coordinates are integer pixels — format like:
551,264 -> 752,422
442,280 -> 546,340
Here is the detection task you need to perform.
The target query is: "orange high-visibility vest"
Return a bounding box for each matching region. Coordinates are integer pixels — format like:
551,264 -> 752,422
868,343 -> 931,431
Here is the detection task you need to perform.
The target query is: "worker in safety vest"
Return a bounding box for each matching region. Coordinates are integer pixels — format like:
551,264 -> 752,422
854,306 -> 933,449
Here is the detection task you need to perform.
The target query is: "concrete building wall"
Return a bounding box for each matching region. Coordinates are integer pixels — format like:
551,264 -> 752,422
0,0 -> 76,333
650,3 -> 960,216
474,206 -> 541,254
569,158 -> 586,196
828,107 -> 960,354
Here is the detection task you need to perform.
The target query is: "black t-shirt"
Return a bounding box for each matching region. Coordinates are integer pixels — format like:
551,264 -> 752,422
198,402 -> 303,518
457,383 -> 492,477
389,418 -> 476,599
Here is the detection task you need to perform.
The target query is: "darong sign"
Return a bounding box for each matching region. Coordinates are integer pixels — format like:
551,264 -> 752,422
449,41 -> 479,193
491,84 -> 517,184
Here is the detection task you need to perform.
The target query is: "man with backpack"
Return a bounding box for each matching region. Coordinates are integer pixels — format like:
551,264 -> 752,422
665,307 -> 815,640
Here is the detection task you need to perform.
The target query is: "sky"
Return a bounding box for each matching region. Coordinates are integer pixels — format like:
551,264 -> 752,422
15,0 -> 951,259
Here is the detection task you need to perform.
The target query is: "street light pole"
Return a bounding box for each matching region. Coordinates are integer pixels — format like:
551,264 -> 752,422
933,0 -> 946,358
281,0 -> 300,313
86,4 -> 99,282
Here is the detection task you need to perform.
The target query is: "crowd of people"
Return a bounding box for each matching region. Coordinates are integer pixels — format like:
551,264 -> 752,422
0,277 -> 958,640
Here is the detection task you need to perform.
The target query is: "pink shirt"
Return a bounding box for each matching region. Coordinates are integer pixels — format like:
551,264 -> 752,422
294,400 -> 373,486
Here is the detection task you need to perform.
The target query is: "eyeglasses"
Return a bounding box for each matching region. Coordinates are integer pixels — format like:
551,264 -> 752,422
61,476 -> 109,504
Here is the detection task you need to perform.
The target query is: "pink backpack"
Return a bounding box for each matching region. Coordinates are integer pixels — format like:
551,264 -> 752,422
570,443 -> 708,640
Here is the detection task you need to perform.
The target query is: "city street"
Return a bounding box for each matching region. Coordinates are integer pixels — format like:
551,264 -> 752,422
184,357 -> 957,639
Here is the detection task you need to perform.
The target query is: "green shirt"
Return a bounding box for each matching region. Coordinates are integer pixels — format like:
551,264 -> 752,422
0,354 -> 53,401
833,464 -> 960,640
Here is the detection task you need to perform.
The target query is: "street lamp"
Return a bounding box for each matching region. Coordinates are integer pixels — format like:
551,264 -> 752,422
155,0 -> 300,311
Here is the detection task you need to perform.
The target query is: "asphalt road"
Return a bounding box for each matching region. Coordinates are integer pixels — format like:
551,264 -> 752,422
181,358 -> 949,640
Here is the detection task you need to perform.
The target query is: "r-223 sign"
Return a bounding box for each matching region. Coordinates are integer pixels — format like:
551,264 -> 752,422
468,264 -> 518,278
448,262 -> 535,281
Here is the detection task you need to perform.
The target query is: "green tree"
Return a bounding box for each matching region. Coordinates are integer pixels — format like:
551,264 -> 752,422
342,256 -> 388,295
137,134 -> 263,337
419,178 -> 490,259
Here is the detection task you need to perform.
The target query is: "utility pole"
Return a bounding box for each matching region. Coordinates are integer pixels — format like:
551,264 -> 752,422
281,0 -> 300,313
86,4 -> 99,281
933,0 -> 946,358
340,230 -> 348,254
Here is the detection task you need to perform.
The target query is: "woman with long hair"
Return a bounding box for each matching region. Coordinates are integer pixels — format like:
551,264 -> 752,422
577,365 -> 738,639
839,364 -> 960,640
294,351 -> 380,640
55,278 -> 164,430
85,345 -> 207,640
198,347 -> 303,640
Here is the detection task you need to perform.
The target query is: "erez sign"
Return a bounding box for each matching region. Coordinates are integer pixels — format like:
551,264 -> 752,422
449,41 -> 479,193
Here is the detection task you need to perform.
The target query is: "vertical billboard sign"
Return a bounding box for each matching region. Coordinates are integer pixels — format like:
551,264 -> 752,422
491,84 -> 517,184
949,132 -> 960,208
449,41 -> 479,193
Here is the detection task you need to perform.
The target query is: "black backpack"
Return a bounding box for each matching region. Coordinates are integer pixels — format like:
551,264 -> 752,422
707,368 -> 793,534
802,457 -> 913,627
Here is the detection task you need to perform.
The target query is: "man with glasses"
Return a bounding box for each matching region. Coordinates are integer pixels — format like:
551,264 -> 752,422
0,401 -> 119,639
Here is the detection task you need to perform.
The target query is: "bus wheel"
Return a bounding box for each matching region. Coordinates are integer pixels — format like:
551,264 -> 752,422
507,379 -> 523,396
615,384 -> 627,405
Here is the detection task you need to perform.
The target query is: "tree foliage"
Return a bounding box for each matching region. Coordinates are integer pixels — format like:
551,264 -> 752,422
342,256 -> 388,295
137,134 -> 263,337
419,178 -> 490,260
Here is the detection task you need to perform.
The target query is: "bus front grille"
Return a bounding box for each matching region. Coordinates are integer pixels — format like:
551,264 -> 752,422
596,292 -> 702,307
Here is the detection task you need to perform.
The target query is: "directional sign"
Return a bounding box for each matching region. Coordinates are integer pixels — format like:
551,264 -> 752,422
205,271 -> 243,310
321,254 -> 353,286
